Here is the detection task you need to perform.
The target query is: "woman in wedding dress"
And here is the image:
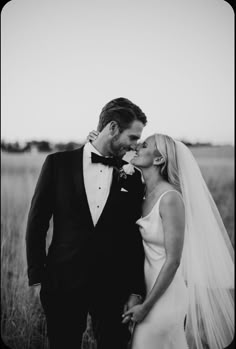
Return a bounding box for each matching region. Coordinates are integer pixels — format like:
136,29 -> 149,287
123,134 -> 234,349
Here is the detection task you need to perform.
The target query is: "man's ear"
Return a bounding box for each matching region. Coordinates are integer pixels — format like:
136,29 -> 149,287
109,121 -> 120,135
153,156 -> 165,165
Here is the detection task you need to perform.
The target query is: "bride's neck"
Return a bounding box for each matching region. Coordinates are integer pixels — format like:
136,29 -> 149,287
142,168 -> 165,196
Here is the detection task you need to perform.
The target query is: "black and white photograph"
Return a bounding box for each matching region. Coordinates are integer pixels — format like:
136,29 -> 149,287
1,1 -> 234,348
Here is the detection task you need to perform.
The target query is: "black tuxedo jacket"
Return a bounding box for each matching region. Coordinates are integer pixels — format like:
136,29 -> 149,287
26,146 -> 145,301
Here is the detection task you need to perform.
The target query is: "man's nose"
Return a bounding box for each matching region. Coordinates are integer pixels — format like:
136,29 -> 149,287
134,143 -> 141,152
130,144 -> 136,151
130,142 -> 140,151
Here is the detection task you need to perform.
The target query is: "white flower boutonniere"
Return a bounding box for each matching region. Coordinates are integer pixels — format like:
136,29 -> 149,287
119,163 -> 135,179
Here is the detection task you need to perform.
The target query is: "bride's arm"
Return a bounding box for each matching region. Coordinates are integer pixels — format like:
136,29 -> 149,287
123,191 -> 185,323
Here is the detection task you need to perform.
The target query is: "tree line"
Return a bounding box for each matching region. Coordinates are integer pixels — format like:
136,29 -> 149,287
1,139 -> 213,153
0,140 -> 85,153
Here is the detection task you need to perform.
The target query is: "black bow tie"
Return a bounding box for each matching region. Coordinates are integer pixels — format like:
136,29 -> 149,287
91,152 -> 120,168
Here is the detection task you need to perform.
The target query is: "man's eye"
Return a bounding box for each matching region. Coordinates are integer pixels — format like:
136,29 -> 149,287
142,143 -> 147,148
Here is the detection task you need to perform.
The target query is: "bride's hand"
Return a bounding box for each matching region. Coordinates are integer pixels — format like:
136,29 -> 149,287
122,304 -> 149,324
86,130 -> 99,143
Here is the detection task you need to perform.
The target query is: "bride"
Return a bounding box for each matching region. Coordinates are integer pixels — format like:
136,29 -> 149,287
122,134 -> 234,349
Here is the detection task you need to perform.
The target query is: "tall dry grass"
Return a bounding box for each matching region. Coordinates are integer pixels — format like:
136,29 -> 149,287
1,154 -> 48,349
1,147 -> 234,349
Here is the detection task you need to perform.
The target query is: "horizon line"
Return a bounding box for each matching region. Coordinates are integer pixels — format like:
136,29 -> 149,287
1,138 -> 234,147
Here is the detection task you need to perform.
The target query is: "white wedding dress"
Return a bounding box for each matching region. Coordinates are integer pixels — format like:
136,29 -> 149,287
131,140 -> 234,349
131,190 -> 189,349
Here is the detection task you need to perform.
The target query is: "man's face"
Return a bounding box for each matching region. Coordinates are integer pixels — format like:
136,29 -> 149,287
110,120 -> 144,158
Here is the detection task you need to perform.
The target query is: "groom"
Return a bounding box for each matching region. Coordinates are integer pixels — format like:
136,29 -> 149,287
26,97 -> 147,349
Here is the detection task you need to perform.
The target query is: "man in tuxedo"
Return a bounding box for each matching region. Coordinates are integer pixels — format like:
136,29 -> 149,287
26,97 -> 147,349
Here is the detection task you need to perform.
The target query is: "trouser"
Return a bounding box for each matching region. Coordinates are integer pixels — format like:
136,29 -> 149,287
40,286 -> 89,349
90,303 -> 131,349
40,286 -> 130,349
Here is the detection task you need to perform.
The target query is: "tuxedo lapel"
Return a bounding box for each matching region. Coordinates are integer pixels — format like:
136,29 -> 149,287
72,146 -> 94,229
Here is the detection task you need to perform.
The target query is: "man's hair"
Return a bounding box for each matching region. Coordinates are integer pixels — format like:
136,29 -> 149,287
97,97 -> 147,132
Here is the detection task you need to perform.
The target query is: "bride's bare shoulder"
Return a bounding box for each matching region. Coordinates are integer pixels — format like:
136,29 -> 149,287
159,189 -> 184,214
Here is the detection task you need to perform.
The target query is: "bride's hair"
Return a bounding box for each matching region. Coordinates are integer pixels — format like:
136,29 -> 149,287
154,134 -> 181,193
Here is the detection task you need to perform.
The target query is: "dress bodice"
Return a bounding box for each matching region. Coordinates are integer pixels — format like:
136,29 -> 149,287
132,190 -> 189,349
136,190 -> 182,293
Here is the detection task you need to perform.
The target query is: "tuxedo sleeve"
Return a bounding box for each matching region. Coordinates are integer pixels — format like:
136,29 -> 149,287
130,222 -> 145,298
26,155 -> 54,286
128,200 -> 146,299
124,171 -> 146,298
120,167 -> 145,200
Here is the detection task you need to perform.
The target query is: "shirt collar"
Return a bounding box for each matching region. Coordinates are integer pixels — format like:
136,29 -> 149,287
84,141 -> 126,167
84,141 -> 103,158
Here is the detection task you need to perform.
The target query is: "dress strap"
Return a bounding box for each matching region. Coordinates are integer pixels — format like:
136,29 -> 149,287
157,189 -> 183,206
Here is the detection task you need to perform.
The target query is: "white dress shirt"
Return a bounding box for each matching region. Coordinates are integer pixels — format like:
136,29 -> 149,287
83,142 -> 113,226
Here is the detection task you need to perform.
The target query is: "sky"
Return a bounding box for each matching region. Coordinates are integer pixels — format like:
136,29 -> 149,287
1,0 -> 234,145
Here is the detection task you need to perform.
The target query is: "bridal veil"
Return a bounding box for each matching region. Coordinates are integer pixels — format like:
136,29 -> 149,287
175,141 -> 234,349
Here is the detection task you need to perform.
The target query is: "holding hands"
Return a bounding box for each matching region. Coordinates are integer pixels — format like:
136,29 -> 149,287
122,303 -> 149,324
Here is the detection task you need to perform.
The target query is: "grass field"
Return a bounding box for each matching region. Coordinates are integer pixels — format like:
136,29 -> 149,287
1,146 -> 234,349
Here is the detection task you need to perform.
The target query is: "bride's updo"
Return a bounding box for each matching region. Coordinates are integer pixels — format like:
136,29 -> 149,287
154,134 -> 181,193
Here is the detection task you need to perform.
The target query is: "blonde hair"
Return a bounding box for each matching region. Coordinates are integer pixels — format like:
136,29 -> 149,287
154,134 -> 181,192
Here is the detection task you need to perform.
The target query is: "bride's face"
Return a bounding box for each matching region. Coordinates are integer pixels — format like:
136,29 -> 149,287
131,136 -> 160,169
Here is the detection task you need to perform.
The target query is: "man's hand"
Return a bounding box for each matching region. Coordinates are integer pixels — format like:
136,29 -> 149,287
122,303 -> 149,324
122,294 -> 142,324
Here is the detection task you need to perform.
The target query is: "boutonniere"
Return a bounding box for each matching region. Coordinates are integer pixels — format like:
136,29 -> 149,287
119,163 -> 135,179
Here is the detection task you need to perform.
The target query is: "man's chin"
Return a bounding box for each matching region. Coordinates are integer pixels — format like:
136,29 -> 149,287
115,149 -> 127,159
111,147 -> 129,159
